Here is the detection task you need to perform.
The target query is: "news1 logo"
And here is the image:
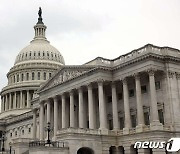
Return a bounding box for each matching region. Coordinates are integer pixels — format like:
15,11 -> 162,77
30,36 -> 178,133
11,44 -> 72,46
134,138 -> 180,152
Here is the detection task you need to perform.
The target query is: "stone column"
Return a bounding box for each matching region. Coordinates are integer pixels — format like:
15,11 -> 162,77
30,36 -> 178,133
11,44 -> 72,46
1,96 -> 4,112
13,92 -> 17,109
122,78 -> 131,133
70,91 -> 75,128
32,109 -> 37,139
47,100 -> 51,123
135,74 -> 145,132
39,102 -> 44,140
148,69 -> 162,129
6,94 -> 8,111
53,97 -> 58,140
27,90 -> 30,108
79,87 -> 84,128
20,91 -> 23,108
98,80 -> 107,130
9,93 -> 12,110
111,82 -> 119,130
62,94 -> 66,128
88,84 -> 95,129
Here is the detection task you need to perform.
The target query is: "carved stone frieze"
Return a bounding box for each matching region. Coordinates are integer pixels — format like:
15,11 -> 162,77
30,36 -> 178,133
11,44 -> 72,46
46,69 -> 88,89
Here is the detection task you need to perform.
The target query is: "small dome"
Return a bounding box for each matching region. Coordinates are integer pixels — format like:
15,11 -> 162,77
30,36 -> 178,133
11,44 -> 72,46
14,40 -> 65,65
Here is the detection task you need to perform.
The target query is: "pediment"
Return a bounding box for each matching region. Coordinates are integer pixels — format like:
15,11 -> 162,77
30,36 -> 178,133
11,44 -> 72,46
40,66 -> 94,91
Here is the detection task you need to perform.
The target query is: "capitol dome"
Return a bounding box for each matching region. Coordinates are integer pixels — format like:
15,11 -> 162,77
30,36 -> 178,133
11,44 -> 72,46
14,9 -> 65,66
14,40 -> 65,65
0,8 -> 65,118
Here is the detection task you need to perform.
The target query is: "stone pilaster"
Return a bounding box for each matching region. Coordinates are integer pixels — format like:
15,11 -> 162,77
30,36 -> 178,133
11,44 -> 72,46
27,90 -> 30,108
13,92 -> 17,109
111,82 -> 119,130
9,92 -> 12,110
6,94 -> 8,111
20,91 -> 23,108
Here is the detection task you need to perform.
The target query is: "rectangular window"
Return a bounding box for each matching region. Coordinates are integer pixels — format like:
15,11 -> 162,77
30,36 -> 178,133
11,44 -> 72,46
118,93 -> 122,100
155,81 -> 161,90
141,85 -> 147,93
119,117 -> 124,130
109,119 -> 113,130
108,96 -> 112,103
158,109 -> 164,125
144,112 -> 150,125
129,89 -> 134,97
131,115 -> 136,128
49,73 -> 52,78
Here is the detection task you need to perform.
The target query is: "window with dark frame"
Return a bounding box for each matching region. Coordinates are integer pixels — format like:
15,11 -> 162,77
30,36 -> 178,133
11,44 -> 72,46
155,81 -> 161,90
141,85 -> 147,93
118,93 -> 123,100
129,89 -> 134,97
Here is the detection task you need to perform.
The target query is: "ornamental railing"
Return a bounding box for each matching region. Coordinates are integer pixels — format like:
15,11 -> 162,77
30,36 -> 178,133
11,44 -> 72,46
29,141 -> 67,148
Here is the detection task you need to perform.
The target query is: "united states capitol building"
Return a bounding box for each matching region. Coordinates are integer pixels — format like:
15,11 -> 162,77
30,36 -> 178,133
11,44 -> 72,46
0,9 -> 180,154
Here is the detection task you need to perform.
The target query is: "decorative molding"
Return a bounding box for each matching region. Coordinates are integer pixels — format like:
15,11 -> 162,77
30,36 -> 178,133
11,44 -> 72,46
46,69 -> 88,89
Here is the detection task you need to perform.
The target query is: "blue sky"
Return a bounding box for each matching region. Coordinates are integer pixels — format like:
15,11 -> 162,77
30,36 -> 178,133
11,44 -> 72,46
1,0 -> 180,91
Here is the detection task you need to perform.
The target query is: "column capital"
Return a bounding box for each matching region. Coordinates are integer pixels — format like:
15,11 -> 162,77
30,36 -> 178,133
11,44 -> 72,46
133,72 -> 140,80
111,81 -> 116,86
53,95 -> 59,102
96,78 -> 105,84
168,71 -> 175,78
61,93 -> 66,99
176,72 -> 180,79
69,89 -> 74,96
78,86 -> 83,92
147,68 -> 157,76
122,77 -> 127,85
87,83 -> 93,89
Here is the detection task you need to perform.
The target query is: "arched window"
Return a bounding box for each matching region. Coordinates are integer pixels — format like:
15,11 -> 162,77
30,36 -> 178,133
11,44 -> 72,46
32,72 -> 35,80
44,72 -> 46,80
38,72 -> 41,80
49,73 -> 52,78
21,73 -> 24,81
26,73 -> 29,81
14,76 -> 15,83
38,51 -> 40,56
17,74 -> 19,82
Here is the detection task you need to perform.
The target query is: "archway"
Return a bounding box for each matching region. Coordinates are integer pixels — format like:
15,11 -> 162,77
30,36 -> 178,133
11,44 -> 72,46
77,147 -> 94,154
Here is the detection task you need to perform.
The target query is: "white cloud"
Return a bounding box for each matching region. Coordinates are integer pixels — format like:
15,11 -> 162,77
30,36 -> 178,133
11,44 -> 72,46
1,0 -> 180,92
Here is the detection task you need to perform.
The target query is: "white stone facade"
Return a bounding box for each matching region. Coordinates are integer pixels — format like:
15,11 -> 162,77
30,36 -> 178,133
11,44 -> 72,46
0,9 -> 180,154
